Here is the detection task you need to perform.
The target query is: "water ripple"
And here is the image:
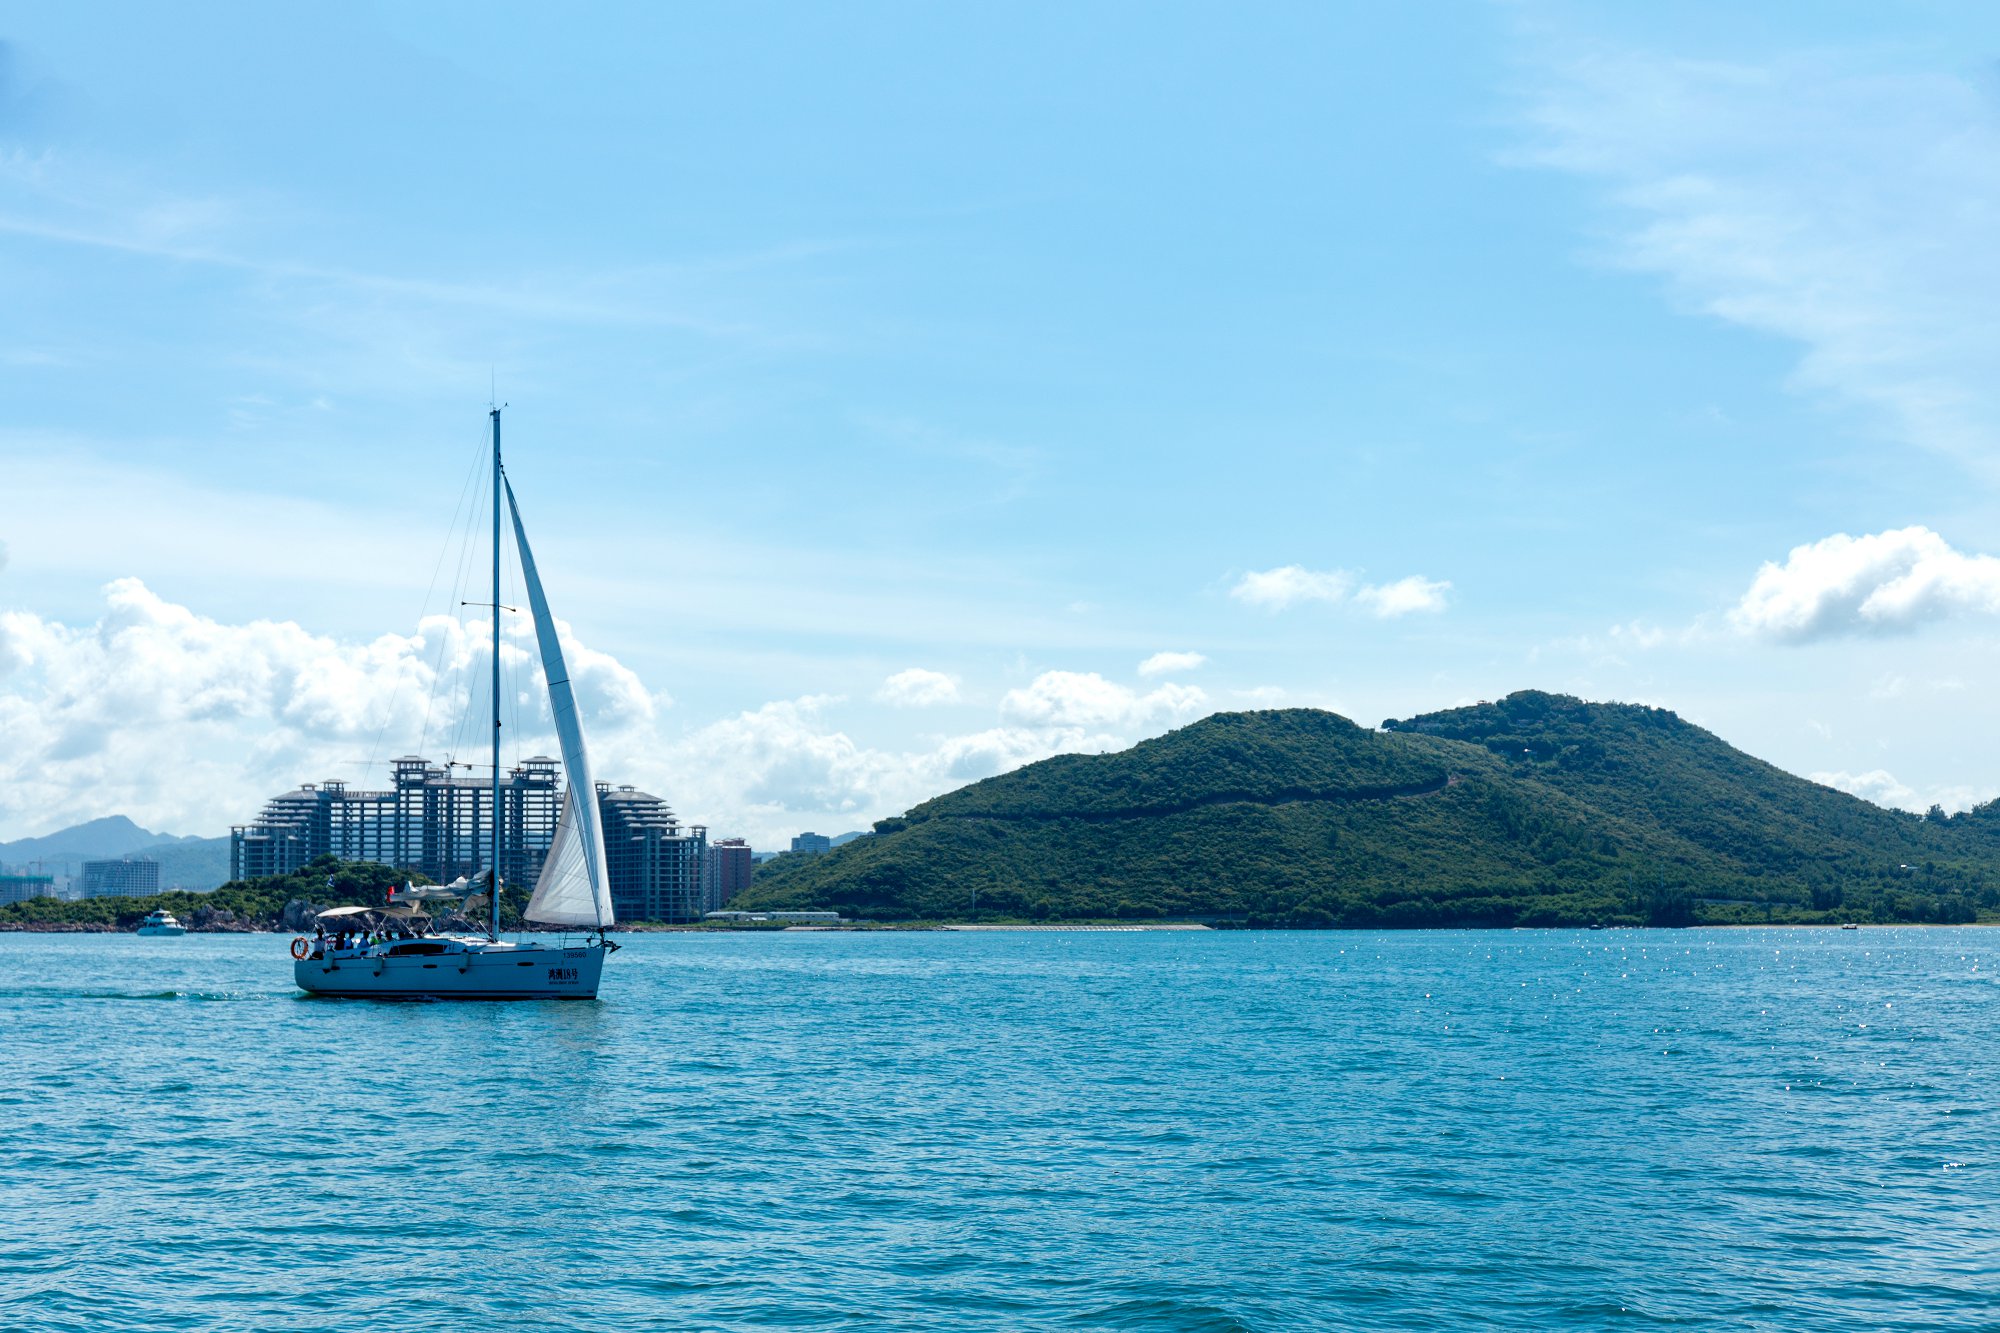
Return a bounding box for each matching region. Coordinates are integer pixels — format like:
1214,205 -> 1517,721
2,928 -> 1997,1330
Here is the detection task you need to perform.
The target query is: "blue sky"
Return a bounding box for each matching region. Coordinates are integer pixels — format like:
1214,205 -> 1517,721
5,2 -> 2000,844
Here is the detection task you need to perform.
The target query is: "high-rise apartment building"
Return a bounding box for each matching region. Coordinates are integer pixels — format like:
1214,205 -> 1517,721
703,837 -> 754,912
791,831 -> 832,855
598,784 -> 709,923
81,858 -> 160,898
0,874 -> 56,905
232,756 -> 565,890
231,759 -> 708,922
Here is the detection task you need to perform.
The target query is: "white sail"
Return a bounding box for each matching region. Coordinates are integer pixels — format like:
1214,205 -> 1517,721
525,791 -> 599,926
506,478 -> 615,929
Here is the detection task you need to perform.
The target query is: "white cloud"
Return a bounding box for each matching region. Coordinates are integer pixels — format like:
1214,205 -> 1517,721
999,670 -> 1207,730
658,704 -> 1153,846
1516,37 -> 2000,472
1613,622 -> 1670,651
1730,526 -> 2000,641
0,581 -> 1235,849
1812,768 -> 1994,817
1231,566 -> 1451,616
875,667 -> 960,708
0,578 -> 665,838
1868,673 -> 1965,700
1230,566 -> 1353,610
930,726 -> 1091,783
659,697 -> 909,829
655,675 -> 1218,847
1352,576 -> 1452,618
1535,618 -> 1687,668
1137,650 -> 1206,677
1871,674 -> 1908,700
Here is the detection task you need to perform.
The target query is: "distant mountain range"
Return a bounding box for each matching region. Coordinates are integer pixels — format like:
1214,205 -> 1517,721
739,692 -> 2000,928
0,816 -> 232,891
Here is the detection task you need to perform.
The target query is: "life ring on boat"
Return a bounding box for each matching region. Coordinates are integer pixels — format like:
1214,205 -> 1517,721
290,937 -> 310,960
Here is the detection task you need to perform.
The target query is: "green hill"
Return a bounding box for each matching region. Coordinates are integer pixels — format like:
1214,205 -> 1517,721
736,693 -> 1997,927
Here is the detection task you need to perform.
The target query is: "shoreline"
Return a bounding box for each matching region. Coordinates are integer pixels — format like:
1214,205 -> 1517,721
5,919 -> 1993,936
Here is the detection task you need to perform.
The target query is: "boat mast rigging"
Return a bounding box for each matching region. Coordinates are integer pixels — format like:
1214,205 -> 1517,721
489,405 -> 503,945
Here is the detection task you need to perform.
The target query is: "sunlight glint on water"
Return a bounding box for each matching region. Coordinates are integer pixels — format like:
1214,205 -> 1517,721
2,929 -> 1996,1331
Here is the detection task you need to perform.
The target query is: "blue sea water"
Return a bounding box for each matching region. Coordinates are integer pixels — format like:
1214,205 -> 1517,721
2,928 -> 1997,1332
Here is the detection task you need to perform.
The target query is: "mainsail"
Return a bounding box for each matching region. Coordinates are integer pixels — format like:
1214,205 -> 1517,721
507,479 -> 615,929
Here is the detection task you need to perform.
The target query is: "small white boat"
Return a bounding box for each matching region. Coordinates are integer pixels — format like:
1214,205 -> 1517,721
137,910 -> 187,937
291,408 -> 617,1001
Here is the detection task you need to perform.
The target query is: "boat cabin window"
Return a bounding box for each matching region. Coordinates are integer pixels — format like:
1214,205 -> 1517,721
387,941 -> 449,957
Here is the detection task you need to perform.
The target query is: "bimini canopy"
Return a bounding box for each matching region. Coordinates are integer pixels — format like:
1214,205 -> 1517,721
314,905 -> 378,921
389,881 -> 471,904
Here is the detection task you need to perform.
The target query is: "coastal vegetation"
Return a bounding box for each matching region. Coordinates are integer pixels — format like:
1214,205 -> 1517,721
0,857 -> 431,932
736,693 -> 1998,928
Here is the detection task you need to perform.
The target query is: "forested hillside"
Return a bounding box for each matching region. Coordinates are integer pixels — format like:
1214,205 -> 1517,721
738,695 -> 1996,927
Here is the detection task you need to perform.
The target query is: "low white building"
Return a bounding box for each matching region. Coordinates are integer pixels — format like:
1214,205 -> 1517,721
703,910 -> 842,924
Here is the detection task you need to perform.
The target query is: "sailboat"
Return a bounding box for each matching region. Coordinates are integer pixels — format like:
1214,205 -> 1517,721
292,408 -> 619,1000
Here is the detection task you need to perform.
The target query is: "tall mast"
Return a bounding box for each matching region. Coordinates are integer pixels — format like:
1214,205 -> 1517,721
489,406 -> 503,944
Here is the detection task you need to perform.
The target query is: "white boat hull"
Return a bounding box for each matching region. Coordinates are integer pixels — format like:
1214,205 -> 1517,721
294,939 -> 607,1000
137,926 -> 187,937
